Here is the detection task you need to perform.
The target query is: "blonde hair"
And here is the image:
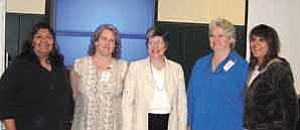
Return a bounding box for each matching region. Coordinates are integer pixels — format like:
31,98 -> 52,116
209,18 -> 236,49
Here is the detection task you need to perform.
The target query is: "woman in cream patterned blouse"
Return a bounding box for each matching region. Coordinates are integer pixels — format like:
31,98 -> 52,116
70,24 -> 128,130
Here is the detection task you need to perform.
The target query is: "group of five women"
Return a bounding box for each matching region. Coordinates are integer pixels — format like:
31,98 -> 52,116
0,18 -> 298,130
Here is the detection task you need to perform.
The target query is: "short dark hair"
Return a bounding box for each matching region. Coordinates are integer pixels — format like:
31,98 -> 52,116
20,22 -> 64,67
88,24 -> 121,59
145,26 -> 169,48
249,24 -> 281,70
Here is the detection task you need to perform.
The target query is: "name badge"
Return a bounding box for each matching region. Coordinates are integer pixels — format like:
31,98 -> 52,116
223,60 -> 235,72
100,71 -> 111,82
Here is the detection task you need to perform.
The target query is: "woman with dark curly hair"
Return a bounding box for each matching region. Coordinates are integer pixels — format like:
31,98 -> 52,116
244,24 -> 299,130
0,22 -> 73,130
70,24 -> 128,130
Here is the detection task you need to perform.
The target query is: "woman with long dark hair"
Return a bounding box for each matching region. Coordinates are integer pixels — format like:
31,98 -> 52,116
0,22 -> 73,130
244,24 -> 299,130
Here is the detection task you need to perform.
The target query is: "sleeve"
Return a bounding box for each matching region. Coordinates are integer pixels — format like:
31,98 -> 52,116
70,59 -> 81,98
238,61 -> 248,108
239,61 -> 249,92
122,63 -> 136,130
0,60 -> 21,120
239,62 -> 249,128
276,67 -> 299,130
187,62 -> 198,129
73,59 -> 81,77
177,65 -> 187,130
70,67 -> 80,99
120,60 -> 129,83
240,64 -> 249,128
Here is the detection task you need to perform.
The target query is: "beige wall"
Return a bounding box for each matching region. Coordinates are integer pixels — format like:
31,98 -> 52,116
158,0 -> 246,25
6,0 -> 45,14
7,0 -> 245,24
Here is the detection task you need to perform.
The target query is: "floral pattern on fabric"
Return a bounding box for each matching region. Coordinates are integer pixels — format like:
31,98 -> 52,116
71,57 -> 127,130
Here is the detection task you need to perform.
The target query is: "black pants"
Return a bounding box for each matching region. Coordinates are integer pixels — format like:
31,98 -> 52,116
148,113 -> 169,130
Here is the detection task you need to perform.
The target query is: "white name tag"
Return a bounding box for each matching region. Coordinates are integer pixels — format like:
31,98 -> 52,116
223,60 -> 235,72
100,71 -> 111,82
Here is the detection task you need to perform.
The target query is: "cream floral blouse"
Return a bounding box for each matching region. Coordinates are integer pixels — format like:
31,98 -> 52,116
71,56 -> 128,130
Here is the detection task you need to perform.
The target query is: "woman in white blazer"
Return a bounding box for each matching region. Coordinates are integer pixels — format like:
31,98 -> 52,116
122,26 -> 187,130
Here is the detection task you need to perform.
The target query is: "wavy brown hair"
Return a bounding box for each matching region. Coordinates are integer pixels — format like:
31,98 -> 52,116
88,24 -> 121,59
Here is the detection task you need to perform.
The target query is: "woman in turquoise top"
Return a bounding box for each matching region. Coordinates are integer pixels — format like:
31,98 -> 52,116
187,18 -> 248,130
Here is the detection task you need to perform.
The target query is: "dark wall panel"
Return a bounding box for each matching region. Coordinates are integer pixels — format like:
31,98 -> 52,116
5,13 -> 47,59
5,14 -> 20,58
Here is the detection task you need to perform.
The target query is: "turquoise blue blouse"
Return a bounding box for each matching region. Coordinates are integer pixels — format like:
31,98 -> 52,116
188,51 -> 248,130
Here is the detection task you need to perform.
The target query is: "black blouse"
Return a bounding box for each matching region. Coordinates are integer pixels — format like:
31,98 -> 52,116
0,56 -> 73,130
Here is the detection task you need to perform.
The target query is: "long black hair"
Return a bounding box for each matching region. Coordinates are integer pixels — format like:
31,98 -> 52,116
249,24 -> 280,70
20,22 -> 64,67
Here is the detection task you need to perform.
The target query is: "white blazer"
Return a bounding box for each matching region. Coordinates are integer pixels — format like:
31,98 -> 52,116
122,57 -> 187,130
